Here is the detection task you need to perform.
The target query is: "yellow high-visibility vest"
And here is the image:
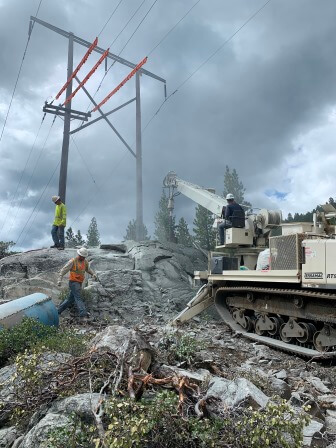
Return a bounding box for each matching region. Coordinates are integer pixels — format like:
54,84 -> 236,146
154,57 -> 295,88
53,203 -> 67,227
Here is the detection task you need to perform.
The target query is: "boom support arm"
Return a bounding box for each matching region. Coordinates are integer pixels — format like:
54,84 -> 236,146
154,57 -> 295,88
163,171 -> 226,217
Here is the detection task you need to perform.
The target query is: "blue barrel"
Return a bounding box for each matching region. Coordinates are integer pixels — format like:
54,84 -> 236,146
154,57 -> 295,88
0,293 -> 59,330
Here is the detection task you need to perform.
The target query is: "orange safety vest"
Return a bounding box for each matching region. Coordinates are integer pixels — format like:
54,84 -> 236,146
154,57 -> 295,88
69,258 -> 88,283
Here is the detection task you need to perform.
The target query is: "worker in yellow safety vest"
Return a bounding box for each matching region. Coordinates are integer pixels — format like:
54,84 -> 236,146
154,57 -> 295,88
57,247 -> 97,318
51,195 -> 67,250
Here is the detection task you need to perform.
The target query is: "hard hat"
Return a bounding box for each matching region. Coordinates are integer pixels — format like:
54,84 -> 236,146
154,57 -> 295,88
77,247 -> 88,258
226,193 -> 234,200
52,195 -> 60,203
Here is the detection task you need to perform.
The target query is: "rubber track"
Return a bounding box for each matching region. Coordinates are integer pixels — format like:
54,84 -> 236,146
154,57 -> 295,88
215,286 -> 336,359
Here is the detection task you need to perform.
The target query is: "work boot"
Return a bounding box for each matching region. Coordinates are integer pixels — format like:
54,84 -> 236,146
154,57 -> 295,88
57,246 -> 65,251
50,245 -> 59,248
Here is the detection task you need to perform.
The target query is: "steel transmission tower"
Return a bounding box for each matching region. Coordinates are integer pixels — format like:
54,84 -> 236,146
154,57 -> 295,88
30,16 -> 166,241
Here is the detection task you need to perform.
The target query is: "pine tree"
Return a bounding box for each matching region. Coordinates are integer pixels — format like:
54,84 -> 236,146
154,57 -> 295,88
65,227 -> 76,247
74,230 -> 86,246
86,217 -> 101,247
154,190 -> 176,242
223,165 -> 251,206
193,205 -> 216,250
124,219 -> 150,241
176,217 -> 193,247
0,241 -> 15,259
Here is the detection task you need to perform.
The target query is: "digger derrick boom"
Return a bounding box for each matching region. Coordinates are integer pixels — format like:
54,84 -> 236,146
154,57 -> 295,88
166,172 -> 336,358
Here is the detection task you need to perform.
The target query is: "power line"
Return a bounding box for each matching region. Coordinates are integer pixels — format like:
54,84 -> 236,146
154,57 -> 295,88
70,135 -> 100,189
49,1 -> 150,233
83,0 -> 159,114
142,0 -> 273,133
116,0 -> 160,58
18,131 -> 96,247
0,0 -> 43,146
91,0 -> 147,101
98,0 -> 125,37
71,0 -> 206,229
1,115 -> 47,237
18,161 -> 60,247
147,0 -> 202,57
55,115 -> 100,189
110,0 -> 147,50
69,151 -> 129,229
13,116 -> 56,244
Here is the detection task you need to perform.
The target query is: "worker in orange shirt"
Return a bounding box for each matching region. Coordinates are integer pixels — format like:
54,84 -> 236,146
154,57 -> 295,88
57,247 -> 97,318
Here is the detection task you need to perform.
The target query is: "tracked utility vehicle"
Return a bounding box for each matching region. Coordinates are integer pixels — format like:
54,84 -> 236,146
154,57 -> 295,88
164,172 -> 336,357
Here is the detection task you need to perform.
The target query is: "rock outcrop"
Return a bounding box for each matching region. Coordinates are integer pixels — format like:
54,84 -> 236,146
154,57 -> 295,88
2,242 -> 336,447
0,241 -> 207,323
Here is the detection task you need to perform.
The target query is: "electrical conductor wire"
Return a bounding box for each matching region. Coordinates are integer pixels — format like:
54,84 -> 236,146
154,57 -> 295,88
82,0 -> 159,115
147,0 -> 202,56
18,161 -> 60,246
0,0 -> 43,146
98,0 -> 125,37
14,116 -> 56,244
142,0 -> 273,133
1,115 -> 47,237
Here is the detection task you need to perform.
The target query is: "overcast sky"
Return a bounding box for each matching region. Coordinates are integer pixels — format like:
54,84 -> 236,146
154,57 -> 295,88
1,0 -> 336,250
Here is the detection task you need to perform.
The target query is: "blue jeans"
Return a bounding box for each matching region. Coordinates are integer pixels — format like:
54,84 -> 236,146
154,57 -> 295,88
58,281 -> 87,317
51,225 -> 65,247
218,221 -> 232,245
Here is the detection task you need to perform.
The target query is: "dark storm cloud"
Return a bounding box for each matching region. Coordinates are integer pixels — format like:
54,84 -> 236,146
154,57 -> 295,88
1,0 -> 336,249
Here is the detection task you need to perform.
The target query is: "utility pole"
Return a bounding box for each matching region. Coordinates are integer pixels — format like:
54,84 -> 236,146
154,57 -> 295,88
135,72 -> 143,241
31,16 -> 166,241
58,33 -> 73,203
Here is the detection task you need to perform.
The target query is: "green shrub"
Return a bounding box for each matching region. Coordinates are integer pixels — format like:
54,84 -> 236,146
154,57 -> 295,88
1,347 -> 115,426
0,318 -> 57,364
35,394 -> 311,448
42,413 -> 97,448
160,332 -> 206,365
103,391 -> 220,448
42,392 -> 221,448
0,318 -> 88,366
218,400 -> 311,448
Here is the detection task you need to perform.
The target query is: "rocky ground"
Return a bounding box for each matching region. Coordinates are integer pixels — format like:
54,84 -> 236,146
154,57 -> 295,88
0,241 -> 336,447
0,240 -> 207,322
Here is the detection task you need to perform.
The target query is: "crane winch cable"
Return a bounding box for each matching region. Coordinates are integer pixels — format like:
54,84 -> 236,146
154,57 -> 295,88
141,0 -> 273,134
0,0 -> 43,146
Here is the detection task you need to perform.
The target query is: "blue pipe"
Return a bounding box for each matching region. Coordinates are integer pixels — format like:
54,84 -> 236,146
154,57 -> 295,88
0,293 -> 59,330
